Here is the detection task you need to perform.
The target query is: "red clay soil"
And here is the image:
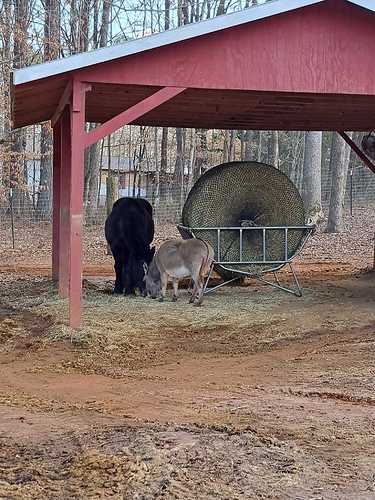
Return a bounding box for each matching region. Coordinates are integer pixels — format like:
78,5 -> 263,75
0,264 -> 375,499
0,214 -> 375,499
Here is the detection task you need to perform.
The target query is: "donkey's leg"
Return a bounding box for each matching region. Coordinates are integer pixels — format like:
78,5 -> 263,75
194,276 -> 205,306
171,277 -> 180,301
189,280 -> 198,303
159,272 -> 168,302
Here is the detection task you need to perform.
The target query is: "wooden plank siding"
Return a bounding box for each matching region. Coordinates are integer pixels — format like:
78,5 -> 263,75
76,0 -> 375,95
11,0 -> 375,132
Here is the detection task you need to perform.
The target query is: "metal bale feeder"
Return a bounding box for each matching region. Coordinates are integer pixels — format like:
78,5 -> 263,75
178,161 -> 315,296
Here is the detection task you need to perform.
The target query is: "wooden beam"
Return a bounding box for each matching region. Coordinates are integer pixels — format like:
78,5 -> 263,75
84,86 -> 186,148
69,79 -> 88,328
51,80 -> 72,128
338,131 -> 375,175
52,117 -> 62,281
59,106 -> 71,299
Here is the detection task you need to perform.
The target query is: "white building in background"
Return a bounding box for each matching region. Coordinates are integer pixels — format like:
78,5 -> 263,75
99,155 -> 155,204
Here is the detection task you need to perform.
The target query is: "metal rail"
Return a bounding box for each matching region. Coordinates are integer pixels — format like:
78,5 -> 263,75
177,224 -> 315,296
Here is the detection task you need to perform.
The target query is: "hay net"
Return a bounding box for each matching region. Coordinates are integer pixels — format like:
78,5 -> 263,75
181,161 -> 306,276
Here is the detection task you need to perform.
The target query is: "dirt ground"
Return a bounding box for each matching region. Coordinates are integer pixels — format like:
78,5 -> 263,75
0,209 -> 375,499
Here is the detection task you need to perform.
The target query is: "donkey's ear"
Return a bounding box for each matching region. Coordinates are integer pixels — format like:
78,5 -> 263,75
143,262 -> 148,275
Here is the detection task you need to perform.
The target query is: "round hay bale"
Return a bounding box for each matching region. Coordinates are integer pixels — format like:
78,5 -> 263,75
182,161 -> 305,277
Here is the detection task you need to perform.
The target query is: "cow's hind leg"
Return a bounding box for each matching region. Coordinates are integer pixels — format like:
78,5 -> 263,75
124,255 -> 135,295
112,247 -> 125,294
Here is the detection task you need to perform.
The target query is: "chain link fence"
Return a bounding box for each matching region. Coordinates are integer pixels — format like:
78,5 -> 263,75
0,161 -> 374,254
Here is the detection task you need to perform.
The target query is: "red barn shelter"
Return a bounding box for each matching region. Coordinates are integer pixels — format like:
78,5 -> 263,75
11,0 -> 375,327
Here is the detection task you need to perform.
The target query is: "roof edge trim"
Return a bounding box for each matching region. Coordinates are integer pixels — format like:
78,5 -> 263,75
13,0 -> 323,86
347,0 -> 375,12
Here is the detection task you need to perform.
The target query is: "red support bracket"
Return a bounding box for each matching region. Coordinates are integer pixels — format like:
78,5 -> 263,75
338,131 -> 375,175
51,81 -> 73,128
84,86 -> 187,148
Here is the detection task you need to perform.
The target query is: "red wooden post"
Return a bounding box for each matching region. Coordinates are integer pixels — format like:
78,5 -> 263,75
59,105 -> 72,299
69,79 -> 87,327
52,118 -> 62,281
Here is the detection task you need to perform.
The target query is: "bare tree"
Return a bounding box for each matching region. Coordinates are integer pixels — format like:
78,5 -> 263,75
216,0 -> 226,16
187,128 -> 196,192
173,128 -> 186,208
99,0 -> 111,47
244,130 -> 252,160
11,0 -> 32,217
229,130 -> 236,160
160,127 -> 169,197
195,129 -> 208,179
267,130 -> 278,167
80,0 -> 90,52
325,132 -> 352,232
36,0 -> 60,220
287,131 -> 304,190
253,130 -> 262,161
301,131 -> 323,223
222,130 -> 230,162
156,0 -> 171,202
85,0 -> 112,220
0,0 -> 13,205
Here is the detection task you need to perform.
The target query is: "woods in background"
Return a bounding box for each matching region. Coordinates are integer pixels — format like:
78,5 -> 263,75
1,0 -> 374,230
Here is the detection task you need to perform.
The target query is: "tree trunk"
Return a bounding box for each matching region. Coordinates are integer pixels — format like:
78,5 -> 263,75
325,132 -> 352,233
254,131 -> 261,161
36,123 -> 53,220
43,0 -> 60,59
302,131 -> 323,223
152,128 -> 160,214
159,127 -> 169,198
84,128 -> 101,222
195,129 -> 208,179
35,0 -> 60,220
99,0 -> 111,47
289,131 -> 304,190
165,0 -> 170,30
229,130 -> 236,161
1,0 -> 13,208
244,130 -> 252,160
267,130 -> 279,167
11,0 -> 31,217
216,0 -> 225,15
222,130 -> 230,163
79,0 -> 90,52
347,131 -> 362,211
85,0 -> 111,220
106,177 -> 118,215
187,128 -> 196,192
173,128 -> 185,208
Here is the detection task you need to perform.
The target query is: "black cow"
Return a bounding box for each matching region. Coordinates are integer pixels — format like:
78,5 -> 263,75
105,197 -> 155,295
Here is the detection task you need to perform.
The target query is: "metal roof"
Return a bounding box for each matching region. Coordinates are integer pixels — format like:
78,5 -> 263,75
11,0 -> 375,132
13,0 -> 323,85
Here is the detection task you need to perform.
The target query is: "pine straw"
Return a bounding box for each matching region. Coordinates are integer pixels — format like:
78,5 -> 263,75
1,264 -> 374,378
